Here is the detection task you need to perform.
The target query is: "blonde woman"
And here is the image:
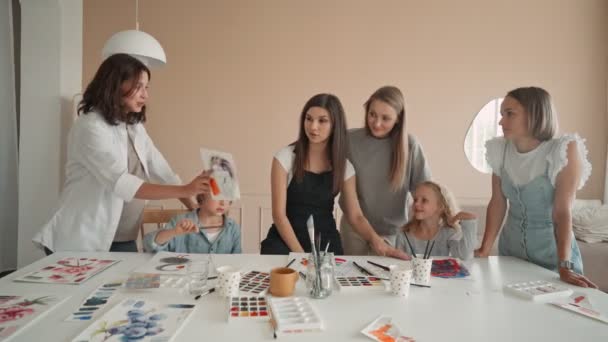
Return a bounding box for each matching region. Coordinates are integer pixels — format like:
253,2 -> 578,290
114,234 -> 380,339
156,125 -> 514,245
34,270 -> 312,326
341,86 -> 431,255
476,86 -> 597,288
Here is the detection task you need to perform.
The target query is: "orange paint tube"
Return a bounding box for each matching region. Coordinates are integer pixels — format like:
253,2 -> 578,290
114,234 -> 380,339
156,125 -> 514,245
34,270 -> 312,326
209,177 -> 220,195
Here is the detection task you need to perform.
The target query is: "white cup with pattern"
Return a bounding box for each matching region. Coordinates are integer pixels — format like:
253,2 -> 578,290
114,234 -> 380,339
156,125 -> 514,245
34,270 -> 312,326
388,265 -> 413,297
216,266 -> 241,297
412,257 -> 433,285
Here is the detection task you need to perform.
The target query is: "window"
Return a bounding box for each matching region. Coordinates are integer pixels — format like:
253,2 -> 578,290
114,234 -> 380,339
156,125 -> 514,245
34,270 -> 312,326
464,98 -> 503,174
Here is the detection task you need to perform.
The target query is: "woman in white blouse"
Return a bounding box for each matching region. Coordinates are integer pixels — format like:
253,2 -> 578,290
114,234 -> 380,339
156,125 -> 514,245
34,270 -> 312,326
34,54 -> 210,253
476,86 -> 597,288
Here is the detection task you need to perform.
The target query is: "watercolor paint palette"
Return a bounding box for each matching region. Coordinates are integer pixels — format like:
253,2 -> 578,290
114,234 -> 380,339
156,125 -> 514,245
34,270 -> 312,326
335,276 -> 386,291
124,274 -> 161,289
123,274 -> 189,291
239,271 -> 270,295
268,297 -> 323,336
66,281 -> 123,321
504,280 -> 573,301
13,257 -> 119,285
227,296 -> 269,321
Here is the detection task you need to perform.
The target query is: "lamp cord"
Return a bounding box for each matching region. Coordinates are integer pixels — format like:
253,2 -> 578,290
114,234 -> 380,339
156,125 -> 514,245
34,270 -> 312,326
135,0 -> 140,30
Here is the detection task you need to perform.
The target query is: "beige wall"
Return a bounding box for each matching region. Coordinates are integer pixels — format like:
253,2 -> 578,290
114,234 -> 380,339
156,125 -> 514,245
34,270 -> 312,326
84,0 -> 608,248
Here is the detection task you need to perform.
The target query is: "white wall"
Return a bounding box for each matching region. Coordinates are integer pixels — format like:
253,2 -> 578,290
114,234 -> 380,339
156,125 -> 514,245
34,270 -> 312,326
0,0 -> 19,271
18,0 -> 82,267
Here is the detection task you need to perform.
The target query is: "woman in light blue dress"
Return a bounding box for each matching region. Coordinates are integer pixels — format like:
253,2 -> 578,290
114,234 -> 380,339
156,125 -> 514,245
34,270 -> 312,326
476,87 -> 597,288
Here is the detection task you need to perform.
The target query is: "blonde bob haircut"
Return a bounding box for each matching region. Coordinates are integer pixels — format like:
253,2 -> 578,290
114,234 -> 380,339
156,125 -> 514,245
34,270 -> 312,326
506,86 -> 558,141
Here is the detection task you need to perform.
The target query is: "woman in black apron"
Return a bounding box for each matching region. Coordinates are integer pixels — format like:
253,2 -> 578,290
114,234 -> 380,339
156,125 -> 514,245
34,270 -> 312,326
261,93 -> 407,258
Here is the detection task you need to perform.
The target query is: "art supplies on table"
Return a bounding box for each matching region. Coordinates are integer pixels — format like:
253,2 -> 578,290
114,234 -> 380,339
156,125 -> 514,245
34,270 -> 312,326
412,257 -> 433,286
361,315 -> 415,342
72,298 -> 195,342
288,252 -> 332,274
335,276 -> 386,291
132,251 -> 215,277
200,148 -> 241,200
13,257 -> 119,285
121,274 -> 189,291
239,271 -> 270,295
0,294 -> 69,341
160,275 -> 189,290
123,273 -> 161,289
66,281 -> 123,322
194,288 -> 215,300
503,280 -> 573,301
333,258 -> 372,278
287,253 -> 308,273
551,293 -> 608,324
227,296 -> 269,321
431,258 -> 470,278
268,296 -> 323,336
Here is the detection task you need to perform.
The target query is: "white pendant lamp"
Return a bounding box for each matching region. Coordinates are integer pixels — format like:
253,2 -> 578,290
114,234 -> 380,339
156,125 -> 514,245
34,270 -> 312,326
101,0 -> 166,67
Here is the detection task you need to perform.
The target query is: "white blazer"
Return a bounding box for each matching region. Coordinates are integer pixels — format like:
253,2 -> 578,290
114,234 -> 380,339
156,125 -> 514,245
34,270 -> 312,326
33,111 -> 181,252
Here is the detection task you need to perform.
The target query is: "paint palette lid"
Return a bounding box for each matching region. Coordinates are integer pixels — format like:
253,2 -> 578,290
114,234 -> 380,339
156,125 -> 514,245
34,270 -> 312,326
159,275 -> 188,289
504,280 -> 573,301
239,271 -> 270,295
227,296 -> 270,321
268,296 -> 323,335
335,276 -> 387,292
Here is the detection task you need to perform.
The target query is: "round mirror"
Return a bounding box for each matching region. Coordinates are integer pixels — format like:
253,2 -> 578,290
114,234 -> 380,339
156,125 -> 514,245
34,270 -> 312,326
464,98 -> 504,173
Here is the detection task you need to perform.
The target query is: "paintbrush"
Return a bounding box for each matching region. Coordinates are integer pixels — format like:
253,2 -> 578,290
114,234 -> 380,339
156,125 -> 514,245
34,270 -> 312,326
353,261 -> 375,276
367,260 -> 390,272
306,215 -> 322,291
423,240 -> 430,259
306,215 -> 317,260
425,240 -> 436,259
403,232 -> 417,257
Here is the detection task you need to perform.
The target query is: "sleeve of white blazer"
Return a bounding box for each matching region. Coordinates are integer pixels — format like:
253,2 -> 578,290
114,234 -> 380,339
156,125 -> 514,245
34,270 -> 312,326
140,125 -> 181,185
73,117 -> 144,202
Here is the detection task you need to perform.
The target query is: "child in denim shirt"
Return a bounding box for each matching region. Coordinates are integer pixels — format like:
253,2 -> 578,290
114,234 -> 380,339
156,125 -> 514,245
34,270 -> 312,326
144,192 -> 241,253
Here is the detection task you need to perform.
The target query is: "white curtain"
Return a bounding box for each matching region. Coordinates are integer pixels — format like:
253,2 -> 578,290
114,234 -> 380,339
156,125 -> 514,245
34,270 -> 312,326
0,0 -> 19,271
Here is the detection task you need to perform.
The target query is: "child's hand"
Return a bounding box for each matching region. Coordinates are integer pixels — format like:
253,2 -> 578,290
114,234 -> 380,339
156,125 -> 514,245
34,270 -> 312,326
174,219 -> 198,235
449,211 -> 476,225
370,236 -> 411,260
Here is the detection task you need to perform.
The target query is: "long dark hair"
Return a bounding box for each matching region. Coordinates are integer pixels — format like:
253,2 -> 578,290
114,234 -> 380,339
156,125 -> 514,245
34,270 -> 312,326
292,93 -> 348,195
78,54 -> 151,125
364,86 -> 408,191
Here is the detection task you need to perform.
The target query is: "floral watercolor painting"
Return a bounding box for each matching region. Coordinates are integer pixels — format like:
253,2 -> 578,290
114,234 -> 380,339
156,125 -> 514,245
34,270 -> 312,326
13,258 -> 120,285
0,295 -> 68,341
72,298 -> 195,342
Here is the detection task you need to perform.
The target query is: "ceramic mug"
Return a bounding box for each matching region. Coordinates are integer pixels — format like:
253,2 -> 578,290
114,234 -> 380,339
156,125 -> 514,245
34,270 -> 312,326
269,267 -> 299,297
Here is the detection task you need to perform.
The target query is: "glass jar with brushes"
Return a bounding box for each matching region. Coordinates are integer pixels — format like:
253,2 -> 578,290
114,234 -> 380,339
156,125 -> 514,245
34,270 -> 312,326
306,252 -> 335,299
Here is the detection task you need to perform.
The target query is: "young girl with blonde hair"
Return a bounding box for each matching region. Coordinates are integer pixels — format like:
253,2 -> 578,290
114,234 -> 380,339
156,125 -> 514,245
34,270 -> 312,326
396,181 -> 477,260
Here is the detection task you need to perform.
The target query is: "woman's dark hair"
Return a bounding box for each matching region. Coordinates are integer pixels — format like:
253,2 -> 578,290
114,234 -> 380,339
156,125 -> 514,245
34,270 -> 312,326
292,93 -> 348,195
78,53 -> 150,125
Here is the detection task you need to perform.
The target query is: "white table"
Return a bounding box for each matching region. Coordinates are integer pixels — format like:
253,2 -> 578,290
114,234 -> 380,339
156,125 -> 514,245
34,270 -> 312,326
0,253 -> 606,341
